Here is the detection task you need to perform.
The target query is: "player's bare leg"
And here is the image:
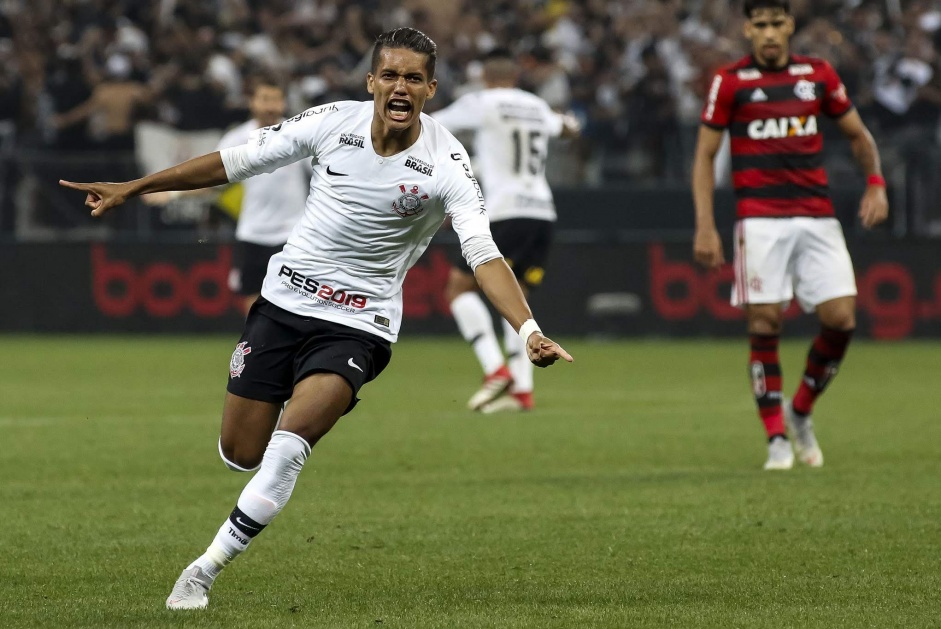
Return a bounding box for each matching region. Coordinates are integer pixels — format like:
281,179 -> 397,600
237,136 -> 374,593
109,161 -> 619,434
745,304 -> 793,470
446,267 -> 512,410
786,296 -> 856,467
218,393 -> 282,471
167,373 -> 351,610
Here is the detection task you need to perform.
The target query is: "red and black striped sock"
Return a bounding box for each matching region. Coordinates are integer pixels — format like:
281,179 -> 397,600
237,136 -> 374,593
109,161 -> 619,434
749,334 -> 784,440
792,326 -> 853,416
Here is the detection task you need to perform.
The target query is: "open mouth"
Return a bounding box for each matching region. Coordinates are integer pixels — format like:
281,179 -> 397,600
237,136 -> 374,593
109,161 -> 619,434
387,99 -> 412,122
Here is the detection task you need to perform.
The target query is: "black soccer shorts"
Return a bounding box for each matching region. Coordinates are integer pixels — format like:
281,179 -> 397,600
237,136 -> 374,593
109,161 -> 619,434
229,241 -> 284,296
452,218 -> 554,290
226,297 -> 392,414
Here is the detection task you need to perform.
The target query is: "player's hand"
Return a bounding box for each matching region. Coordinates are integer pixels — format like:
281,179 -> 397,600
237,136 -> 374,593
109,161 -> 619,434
59,180 -> 134,217
560,112 -> 581,138
693,226 -> 725,269
526,333 -> 573,368
859,184 -> 889,229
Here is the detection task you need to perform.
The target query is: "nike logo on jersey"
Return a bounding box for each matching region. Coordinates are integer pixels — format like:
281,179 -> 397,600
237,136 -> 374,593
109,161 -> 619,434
348,358 -> 364,372
750,88 -> 768,102
326,166 -> 348,176
235,517 -> 260,531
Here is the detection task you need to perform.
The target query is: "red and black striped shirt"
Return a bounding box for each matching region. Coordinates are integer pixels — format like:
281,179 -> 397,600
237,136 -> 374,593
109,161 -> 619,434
701,54 -> 853,219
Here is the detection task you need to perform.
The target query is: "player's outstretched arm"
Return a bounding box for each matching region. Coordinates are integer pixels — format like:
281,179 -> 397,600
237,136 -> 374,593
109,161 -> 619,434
474,258 -> 573,368
691,125 -> 726,269
59,152 -> 229,217
835,109 -> 889,229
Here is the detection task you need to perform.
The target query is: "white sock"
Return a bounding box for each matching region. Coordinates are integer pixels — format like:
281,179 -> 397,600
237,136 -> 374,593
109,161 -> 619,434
450,292 -> 504,375
190,430 -> 311,581
502,318 -> 533,394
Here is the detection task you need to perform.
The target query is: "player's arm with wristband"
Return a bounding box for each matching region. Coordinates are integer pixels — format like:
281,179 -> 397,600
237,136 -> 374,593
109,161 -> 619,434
835,108 -> 888,229
442,145 -> 572,368
474,258 -> 572,368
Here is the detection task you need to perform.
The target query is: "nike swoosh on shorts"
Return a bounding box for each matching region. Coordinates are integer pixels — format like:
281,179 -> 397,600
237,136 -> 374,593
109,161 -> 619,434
348,357 -> 364,372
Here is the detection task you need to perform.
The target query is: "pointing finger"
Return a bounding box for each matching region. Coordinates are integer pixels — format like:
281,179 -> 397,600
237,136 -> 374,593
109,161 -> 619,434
542,342 -> 573,363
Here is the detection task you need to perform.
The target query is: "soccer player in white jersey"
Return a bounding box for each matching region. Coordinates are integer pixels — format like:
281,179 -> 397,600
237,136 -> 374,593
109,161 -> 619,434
59,28 -> 572,611
222,79 -> 309,314
146,78 -> 309,315
433,49 -> 579,413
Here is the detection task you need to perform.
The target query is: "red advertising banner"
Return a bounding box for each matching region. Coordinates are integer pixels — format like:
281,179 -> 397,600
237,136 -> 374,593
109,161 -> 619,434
1,241 -> 938,339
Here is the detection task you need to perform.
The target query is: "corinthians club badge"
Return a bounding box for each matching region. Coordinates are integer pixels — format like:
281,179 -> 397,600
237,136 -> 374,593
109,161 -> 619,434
230,341 -> 252,378
392,184 -> 429,217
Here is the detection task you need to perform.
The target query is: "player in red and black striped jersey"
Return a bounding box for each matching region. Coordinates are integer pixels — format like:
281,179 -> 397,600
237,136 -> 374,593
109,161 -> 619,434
691,0 -> 889,470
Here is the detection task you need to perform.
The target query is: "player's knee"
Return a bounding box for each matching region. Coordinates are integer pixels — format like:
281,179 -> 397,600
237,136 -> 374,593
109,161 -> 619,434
748,316 -> 781,336
218,438 -> 262,472
822,311 -> 856,332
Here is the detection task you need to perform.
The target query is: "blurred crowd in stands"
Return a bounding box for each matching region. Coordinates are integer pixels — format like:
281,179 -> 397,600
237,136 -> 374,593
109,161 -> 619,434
1,0 -> 940,231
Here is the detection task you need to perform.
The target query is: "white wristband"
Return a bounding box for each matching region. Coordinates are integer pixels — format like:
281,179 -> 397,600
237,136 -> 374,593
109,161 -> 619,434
518,319 -> 542,344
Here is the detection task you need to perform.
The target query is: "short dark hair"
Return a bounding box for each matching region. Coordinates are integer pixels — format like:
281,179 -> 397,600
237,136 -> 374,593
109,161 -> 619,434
483,47 -> 514,62
249,75 -> 284,95
743,0 -> 790,17
371,27 -> 437,79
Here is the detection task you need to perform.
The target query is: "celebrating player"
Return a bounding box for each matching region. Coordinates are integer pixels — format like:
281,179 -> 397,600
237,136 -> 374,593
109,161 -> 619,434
432,49 -> 579,413
59,28 -> 572,609
691,0 -> 888,470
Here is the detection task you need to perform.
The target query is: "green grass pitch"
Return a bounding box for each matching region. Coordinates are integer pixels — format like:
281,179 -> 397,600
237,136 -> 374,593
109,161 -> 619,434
1,335 -> 939,628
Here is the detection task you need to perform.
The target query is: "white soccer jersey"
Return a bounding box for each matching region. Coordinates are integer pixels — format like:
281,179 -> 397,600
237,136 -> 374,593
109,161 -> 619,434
432,87 -> 565,222
220,101 -> 497,342
216,119 -> 309,246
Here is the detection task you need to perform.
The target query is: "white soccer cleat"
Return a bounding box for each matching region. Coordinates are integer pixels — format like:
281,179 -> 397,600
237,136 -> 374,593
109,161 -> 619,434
784,400 -> 824,467
479,393 -> 531,414
763,436 -> 794,470
166,566 -> 212,610
467,365 -> 513,411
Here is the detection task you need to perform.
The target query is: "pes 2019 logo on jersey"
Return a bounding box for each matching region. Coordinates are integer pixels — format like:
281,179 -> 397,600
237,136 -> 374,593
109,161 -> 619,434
392,184 -> 430,217
230,342 -> 252,378
277,266 -> 369,310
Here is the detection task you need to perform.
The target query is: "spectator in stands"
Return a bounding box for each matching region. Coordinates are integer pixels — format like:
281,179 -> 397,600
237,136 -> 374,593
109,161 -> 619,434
42,48 -> 92,150
52,53 -> 149,151
159,54 -> 231,131
625,44 -> 680,181
0,0 -> 938,192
